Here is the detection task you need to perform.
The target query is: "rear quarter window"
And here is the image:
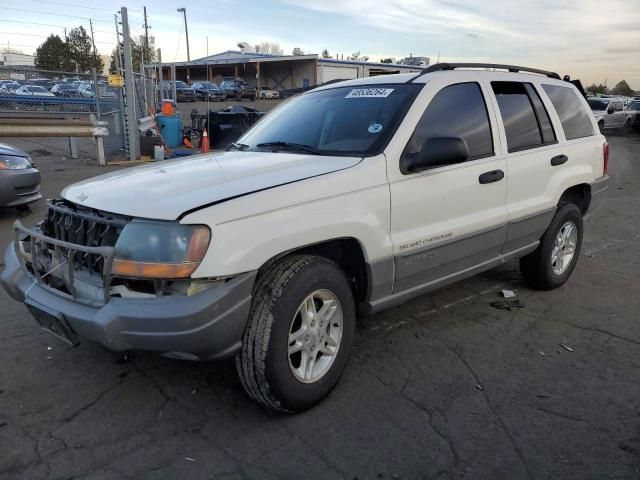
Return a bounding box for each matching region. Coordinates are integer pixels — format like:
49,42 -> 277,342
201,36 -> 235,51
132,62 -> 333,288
542,84 -> 595,140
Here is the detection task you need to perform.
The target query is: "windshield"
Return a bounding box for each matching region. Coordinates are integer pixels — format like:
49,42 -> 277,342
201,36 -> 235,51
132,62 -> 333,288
201,82 -> 219,90
588,99 -> 609,111
220,80 -> 234,87
29,86 -> 48,93
236,84 -> 421,157
175,81 -> 189,88
625,101 -> 640,111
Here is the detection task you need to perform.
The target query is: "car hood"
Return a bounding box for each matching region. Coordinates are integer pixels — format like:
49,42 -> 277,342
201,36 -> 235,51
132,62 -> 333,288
62,151 -> 362,220
0,142 -> 28,157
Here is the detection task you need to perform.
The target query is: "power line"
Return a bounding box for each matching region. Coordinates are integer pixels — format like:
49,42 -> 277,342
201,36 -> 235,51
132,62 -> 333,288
0,19 -> 114,36
25,0 -> 116,13
2,7 -> 112,22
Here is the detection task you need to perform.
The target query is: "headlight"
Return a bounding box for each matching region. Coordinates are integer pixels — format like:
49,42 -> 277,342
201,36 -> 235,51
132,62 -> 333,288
0,155 -> 32,170
112,221 -> 211,279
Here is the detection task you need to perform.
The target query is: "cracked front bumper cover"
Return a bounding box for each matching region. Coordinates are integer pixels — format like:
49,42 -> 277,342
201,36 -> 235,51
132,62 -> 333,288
1,243 -> 256,360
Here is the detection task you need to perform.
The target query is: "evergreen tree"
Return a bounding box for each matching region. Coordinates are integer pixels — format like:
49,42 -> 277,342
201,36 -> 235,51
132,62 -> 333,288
34,35 -> 75,72
67,26 -> 103,73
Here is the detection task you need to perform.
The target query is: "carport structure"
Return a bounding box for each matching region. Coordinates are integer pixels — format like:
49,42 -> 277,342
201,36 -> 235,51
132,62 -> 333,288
152,50 -> 319,93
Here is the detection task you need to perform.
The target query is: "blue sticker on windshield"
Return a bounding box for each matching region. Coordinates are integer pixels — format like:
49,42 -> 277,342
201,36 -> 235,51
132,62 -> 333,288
368,123 -> 383,134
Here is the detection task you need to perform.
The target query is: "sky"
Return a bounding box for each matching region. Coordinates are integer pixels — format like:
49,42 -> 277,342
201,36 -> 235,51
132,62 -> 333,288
1,0 -> 638,88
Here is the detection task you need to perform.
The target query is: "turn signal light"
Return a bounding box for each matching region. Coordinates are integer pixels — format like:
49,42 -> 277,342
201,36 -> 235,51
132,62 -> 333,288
111,260 -> 201,279
603,142 -> 609,175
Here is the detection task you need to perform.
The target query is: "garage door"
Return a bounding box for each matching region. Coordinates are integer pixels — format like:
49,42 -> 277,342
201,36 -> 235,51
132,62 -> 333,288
319,65 -> 359,83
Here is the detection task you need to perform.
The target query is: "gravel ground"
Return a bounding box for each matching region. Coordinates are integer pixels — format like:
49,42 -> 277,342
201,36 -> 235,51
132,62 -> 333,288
0,133 -> 639,480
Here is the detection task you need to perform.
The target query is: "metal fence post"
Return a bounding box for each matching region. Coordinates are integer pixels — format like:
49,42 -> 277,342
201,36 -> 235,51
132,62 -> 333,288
121,6 -> 140,160
91,68 -> 102,120
171,64 -> 177,102
68,137 -> 78,159
157,49 -> 163,108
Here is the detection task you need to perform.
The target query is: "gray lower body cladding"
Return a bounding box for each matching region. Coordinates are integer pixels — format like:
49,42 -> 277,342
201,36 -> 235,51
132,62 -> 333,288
585,175 -> 609,219
0,168 -> 42,207
1,244 -> 256,360
363,209 -> 557,314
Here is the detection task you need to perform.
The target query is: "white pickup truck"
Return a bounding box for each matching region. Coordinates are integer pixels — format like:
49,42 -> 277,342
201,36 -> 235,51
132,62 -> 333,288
2,63 -> 609,413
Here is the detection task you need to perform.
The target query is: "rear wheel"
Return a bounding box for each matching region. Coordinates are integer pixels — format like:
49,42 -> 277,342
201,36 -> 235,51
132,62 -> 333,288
236,255 -> 356,413
520,203 -> 583,290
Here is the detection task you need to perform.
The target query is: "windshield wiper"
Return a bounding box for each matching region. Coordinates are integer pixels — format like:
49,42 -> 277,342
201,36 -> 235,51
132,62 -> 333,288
256,141 -> 321,155
227,142 -> 250,151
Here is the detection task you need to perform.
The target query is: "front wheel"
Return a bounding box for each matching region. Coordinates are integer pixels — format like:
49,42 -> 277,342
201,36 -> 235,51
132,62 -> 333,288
236,255 -> 356,413
598,121 -> 605,135
520,203 -> 583,290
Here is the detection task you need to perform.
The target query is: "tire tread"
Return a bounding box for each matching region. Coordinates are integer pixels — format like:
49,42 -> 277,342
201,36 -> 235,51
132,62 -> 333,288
236,255 -> 331,413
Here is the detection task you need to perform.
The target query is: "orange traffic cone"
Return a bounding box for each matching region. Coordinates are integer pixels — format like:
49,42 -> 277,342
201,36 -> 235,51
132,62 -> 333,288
200,128 -> 210,153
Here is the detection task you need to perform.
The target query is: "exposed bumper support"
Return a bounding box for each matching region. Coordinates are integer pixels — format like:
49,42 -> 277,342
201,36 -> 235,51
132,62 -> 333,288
1,244 -> 256,360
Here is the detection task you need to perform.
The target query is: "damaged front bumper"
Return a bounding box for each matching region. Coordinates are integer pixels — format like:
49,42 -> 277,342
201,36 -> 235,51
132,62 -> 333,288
1,227 -> 256,361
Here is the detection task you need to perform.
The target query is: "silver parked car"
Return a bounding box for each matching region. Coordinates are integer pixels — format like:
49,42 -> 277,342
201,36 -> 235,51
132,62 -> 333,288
589,98 -> 626,133
0,143 -> 41,208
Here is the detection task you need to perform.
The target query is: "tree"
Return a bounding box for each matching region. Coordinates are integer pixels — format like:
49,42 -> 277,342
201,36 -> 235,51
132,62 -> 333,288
380,58 -> 394,63
610,80 -> 634,96
258,41 -> 283,55
109,39 -> 156,74
67,26 -> 103,73
349,51 -> 361,61
35,34 -> 75,71
586,83 -> 608,95
321,49 -> 332,59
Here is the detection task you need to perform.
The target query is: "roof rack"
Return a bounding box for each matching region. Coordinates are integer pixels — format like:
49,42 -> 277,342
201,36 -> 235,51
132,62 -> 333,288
420,63 -> 561,80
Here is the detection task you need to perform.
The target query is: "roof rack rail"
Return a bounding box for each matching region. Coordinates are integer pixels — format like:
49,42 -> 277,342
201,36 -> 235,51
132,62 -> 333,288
420,63 -> 561,80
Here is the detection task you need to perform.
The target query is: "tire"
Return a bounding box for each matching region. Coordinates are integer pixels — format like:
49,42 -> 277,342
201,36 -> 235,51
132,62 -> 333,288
520,203 -> 583,290
598,121 -> 605,135
624,118 -> 632,132
236,255 -> 356,413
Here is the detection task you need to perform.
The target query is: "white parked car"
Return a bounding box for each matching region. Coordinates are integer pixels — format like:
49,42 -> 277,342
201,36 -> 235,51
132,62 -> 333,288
15,85 -> 55,97
1,63 -> 609,413
259,87 -> 280,99
589,97 -> 627,132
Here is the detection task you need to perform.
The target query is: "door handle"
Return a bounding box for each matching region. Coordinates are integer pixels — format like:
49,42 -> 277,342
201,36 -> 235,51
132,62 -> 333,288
551,154 -> 568,166
478,169 -> 504,184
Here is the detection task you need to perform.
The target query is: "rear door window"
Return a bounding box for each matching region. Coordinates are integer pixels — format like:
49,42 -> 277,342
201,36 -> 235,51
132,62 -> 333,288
541,84 -> 595,140
491,81 -> 555,152
402,82 -> 494,165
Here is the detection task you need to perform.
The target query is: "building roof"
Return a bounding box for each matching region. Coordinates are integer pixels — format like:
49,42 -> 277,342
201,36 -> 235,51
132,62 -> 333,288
317,58 -> 421,71
146,50 -> 421,71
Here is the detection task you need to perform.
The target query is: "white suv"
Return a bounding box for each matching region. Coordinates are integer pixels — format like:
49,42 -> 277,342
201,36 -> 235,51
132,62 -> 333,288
2,63 -> 609,413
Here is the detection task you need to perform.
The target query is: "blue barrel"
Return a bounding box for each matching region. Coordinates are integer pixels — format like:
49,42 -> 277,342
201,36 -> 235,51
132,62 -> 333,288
156,114 -> 183,148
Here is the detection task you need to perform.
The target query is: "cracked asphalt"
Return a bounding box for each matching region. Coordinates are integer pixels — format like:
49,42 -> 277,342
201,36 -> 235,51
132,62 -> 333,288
1,134 -> 639,480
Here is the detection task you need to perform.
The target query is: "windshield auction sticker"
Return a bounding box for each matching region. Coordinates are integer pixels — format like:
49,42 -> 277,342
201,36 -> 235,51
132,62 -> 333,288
345,88 -> 394,98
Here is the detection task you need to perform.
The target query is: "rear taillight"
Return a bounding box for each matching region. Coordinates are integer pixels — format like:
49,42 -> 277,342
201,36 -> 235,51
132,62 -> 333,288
603,142 -> 609,175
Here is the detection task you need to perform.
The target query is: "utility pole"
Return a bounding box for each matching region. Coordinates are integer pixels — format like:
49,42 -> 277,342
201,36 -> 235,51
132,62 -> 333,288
176,8 -> 190,62
89,19 -> 97,58
121,6 -> 140,160
64,27 -> 67,41
143,6 -> 150,65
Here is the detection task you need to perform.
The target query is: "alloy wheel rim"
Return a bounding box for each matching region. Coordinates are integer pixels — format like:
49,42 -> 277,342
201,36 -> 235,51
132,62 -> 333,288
551,221 -> 578,275
288,289 -> 343,384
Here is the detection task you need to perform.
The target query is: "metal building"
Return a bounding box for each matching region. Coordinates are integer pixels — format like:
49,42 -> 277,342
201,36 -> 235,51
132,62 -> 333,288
149,50 -> 422,91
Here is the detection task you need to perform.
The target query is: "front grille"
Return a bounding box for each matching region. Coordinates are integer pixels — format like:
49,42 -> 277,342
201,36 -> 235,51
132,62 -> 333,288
39,199 -> 130,277
15,200 -> 129,305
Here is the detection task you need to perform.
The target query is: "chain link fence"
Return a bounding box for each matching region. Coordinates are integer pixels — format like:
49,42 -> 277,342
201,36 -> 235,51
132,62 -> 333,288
0,66 -> 127,162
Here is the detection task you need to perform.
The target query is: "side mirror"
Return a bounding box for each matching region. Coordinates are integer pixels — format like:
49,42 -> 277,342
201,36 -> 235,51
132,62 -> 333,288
607,106 -> 614,114
402,137 -> 469,173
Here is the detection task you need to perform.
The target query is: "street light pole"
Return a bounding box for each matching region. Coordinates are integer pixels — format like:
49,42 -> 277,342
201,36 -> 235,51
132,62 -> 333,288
177,7 -> 190,62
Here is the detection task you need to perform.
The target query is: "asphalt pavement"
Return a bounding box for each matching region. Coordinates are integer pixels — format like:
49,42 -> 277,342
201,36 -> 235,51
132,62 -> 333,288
0,134 -> 639,480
